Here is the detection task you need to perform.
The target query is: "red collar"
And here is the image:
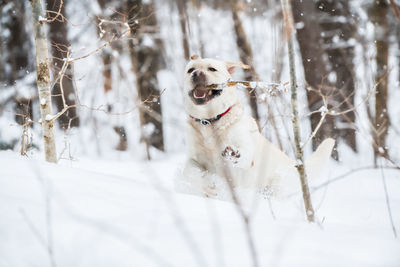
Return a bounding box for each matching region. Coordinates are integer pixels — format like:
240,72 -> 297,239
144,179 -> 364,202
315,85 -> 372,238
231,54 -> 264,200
190,106 -> 233,125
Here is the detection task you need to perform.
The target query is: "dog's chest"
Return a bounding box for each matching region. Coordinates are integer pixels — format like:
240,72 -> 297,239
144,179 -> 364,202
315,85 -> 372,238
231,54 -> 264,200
189,123 -> 228,162
195,125 -> 226,150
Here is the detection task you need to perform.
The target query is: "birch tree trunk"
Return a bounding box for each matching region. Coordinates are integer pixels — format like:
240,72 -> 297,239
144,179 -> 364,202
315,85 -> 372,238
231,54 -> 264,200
31,0 -> 57,163
282,0 -> 315,222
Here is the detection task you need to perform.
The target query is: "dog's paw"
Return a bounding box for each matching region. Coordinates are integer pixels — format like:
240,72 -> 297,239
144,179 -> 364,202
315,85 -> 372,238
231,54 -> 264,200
203,183 -> 218,198
221,146 -> 241,164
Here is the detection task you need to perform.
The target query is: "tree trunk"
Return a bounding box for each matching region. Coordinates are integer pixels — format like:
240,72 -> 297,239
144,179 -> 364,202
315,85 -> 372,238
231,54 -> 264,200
317,0 -> 357,152
231,4 -> 260,125
0,2 -> 34,125
282,0 -> 315,223
1,1 -> 31,84
126,0 -> 165,158
398,26 -> 400,83
101,49 -> 113,93
47,0 -> 80,129
177,0 -> 190,60
95,1 -> 129,151
291,0 -> 338,159
31,0 -> 57,163
371,0 -> 390,163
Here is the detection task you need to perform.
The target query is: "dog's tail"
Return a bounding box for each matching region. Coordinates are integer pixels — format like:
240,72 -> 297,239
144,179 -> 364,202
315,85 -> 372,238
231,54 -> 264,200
304,138 -> 335,180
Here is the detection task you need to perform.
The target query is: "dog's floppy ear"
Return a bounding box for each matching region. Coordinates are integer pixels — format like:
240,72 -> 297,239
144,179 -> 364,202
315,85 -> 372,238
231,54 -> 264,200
190,54 -> 201,60
226,62 -> 250,75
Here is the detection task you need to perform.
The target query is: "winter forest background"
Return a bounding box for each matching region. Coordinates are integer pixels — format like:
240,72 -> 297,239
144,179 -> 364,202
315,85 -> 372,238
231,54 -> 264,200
1,0 -> 400,266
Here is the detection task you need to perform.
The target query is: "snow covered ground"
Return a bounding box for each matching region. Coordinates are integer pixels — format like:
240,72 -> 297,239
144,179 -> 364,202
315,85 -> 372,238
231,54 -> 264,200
1,150 -> 399,267
1,1 -> 400,266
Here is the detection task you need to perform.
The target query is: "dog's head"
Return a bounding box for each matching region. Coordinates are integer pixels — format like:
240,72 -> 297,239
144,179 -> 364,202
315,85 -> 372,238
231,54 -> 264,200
184,55 -> 249,118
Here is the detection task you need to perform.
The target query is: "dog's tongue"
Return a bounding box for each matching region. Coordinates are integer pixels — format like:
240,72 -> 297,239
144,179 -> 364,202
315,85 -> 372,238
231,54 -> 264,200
193,88 -> 207,98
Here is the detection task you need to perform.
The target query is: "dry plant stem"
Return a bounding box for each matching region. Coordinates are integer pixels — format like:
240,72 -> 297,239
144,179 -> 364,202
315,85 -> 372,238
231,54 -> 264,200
389,0 -> 400,23
281,0 -> 315,222
47,48 -> 163,126
211,136 -> 259,267
302,112 -> 327,150
31,0 -> 57,163
206,80 -> 284,90
311,166 -> 399,193
45,0 -> 63,23
147,173 -> 208,267
379,159 -> 398,238
302,73 -> 384,150
301,95 -> 328,149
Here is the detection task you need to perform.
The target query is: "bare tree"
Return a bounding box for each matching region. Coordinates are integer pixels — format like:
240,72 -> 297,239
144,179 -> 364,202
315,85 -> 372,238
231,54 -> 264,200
31,0 -> 57,163
95,0 -> 129,151
231,3 -> 260,125
126,0 -> 165,159
0,1 -> 34,125
282,0 -> 315,222
371,0 -> 390,163
176,0 -> 190,60
1,2 -> 31,84
47,0 -> 80,129
317,0 -> 357,151
290,0 -> 338,159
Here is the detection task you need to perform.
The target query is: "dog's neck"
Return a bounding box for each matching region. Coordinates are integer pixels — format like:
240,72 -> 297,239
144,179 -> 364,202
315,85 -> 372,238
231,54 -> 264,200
189,102 -> 244,129
190,105 -> 233,126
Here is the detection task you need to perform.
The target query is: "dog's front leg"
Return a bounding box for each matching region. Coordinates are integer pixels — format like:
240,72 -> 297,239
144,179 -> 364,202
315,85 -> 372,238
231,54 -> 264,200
220,120 -> 258,169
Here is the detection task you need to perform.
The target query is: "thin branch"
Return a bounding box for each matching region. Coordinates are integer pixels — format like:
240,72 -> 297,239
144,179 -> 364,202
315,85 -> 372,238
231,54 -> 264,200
379,159 -> 398,238
46,0 -> 64,23
389,0 -> 400,23
311,165 -> 400,192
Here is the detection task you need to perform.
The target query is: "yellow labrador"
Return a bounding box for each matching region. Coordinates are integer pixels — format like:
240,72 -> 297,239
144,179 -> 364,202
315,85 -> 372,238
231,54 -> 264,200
181,55 -> 334,198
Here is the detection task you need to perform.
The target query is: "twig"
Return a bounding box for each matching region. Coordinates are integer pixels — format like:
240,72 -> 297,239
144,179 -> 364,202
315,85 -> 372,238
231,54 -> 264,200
53,191 -> 174,267
389,0 -> 400,23
146,170 -> 209,267
379,159 -> 398,238
27,163 -> 57,267
302,98 -> 328,149
46,0 -> 64,23
206,80 -> 287,96
209,136 -> 260,267
311,165 -> 400,192
19,208 -> 48,248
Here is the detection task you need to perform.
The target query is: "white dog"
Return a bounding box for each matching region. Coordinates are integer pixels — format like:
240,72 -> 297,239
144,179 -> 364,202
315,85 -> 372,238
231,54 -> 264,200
180,55 -> 334,198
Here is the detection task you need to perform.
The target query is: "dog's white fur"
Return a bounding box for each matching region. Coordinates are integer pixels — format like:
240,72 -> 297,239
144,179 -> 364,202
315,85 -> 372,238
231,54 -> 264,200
181,56 -> 334,198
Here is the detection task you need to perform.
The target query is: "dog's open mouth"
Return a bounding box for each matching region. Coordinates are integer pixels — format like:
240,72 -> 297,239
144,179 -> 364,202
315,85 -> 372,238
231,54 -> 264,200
190,85 -> 222,105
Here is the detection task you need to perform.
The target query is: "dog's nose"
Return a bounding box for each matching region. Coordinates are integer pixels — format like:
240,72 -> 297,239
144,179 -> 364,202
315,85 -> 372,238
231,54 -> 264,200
192,70 -> 206,84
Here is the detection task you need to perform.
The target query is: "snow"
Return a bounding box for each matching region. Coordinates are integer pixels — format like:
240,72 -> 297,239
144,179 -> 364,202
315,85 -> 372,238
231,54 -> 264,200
1,1 -> 400,266
45,114 -> 54,121
38,16 -> 47,22
0,150 -> 399,267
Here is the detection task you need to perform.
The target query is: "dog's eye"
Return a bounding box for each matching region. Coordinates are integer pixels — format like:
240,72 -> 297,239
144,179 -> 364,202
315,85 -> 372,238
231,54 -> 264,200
187,68 -> 195,74
208,67 -> 217,72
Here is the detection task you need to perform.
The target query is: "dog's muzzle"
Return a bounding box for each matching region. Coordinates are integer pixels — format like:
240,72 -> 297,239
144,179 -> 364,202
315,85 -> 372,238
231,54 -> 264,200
189,70 -> 223,104
189,87 -> 223,105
